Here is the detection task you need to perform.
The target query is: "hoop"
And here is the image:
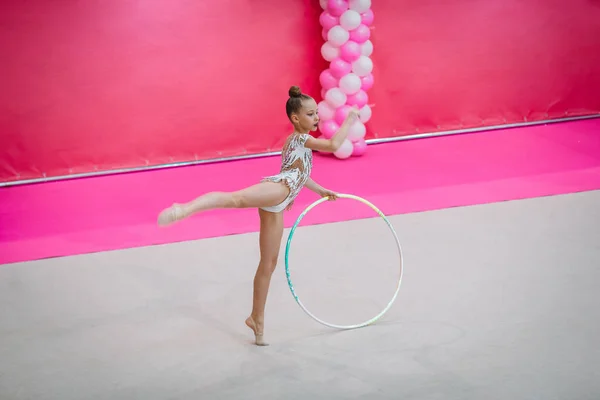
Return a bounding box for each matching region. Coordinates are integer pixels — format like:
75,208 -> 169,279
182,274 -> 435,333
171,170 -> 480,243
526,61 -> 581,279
284,193 -> 404,330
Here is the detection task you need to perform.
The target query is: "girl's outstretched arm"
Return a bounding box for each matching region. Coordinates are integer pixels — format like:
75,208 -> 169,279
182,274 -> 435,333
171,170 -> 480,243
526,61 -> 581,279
304,107 -> 359,153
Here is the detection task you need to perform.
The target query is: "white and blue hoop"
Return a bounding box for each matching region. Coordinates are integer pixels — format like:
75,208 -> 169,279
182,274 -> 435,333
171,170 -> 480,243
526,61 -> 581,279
284,193 -> 404,330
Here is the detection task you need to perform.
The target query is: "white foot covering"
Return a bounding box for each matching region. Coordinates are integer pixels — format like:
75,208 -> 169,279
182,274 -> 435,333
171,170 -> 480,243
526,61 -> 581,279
245,316 -> 268,346
157,204 -> 185,226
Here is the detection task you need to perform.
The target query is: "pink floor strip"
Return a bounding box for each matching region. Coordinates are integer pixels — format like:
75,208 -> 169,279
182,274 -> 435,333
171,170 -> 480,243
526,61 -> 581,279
1,119 -> 599,265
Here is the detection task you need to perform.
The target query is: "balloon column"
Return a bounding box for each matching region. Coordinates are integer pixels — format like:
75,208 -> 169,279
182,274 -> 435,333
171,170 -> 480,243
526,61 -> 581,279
318,0 -> 373,159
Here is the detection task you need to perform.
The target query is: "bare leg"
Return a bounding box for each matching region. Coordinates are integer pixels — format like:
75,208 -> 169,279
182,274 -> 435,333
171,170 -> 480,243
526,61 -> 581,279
245,208 -> 284,346
157,181 -> 289,226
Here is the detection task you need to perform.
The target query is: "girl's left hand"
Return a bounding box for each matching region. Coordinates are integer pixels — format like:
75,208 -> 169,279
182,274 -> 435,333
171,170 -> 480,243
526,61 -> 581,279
321,189 -> 338,201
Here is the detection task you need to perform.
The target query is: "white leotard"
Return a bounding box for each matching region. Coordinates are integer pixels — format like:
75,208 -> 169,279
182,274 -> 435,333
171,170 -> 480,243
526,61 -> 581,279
260,133 -> 313,213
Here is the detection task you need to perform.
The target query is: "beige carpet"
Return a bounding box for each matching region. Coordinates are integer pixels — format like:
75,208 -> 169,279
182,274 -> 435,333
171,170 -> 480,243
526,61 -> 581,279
1,191 -> 599,400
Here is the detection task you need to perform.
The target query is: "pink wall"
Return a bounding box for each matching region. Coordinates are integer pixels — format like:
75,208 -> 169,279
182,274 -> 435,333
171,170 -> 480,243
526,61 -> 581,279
368,0 -> 600,138
0,0 -> 324,182
1,0 -> 599,183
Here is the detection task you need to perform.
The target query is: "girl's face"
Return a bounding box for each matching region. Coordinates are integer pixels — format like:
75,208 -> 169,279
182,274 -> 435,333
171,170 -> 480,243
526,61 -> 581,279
292,98 -> 319,133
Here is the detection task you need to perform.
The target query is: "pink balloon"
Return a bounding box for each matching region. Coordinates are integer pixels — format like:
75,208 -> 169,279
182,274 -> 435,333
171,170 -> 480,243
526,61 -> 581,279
318,101 -> 336,120
319,11 -> 339,30
327,0 -> 349,17
321,88 -> 327,99
319,120 -> 339,139
361,9 -> 374,26
360,73 -> 374,91
334,105 -> 353,125
340,40 -> 361,62
346,90 -> 368,108
322,28 -> 329,41
352,138 -> 367,156
329,58 -> 352,79
319,69 -> 338,90
349,24 -> 370,43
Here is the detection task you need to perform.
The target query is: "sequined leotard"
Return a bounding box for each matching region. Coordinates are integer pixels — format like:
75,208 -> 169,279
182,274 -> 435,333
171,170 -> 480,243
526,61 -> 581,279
260,133 -> 313,213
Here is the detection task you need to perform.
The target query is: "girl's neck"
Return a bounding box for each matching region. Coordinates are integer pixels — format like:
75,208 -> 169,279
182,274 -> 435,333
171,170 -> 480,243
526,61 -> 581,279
293,127 -> 309,134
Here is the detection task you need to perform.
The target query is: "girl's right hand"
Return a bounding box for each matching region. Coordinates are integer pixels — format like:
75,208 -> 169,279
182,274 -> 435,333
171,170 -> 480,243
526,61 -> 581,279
346,106 -> 360,123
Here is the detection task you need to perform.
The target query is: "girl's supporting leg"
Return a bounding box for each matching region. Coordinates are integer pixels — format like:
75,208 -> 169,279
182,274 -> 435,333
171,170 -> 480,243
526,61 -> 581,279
157,181 -> 289,226
245,208 -> 284,346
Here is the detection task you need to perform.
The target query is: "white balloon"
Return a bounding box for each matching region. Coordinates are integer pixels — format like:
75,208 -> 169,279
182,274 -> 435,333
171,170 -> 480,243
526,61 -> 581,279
361,40 -> 373,57
320,0 -> 328,10
334,139 -> 354,159
321,42 -> 340,62
347,120 -> 366,141
359,104 -> 372,123
349,0 -> 372,13
327,25 -> 350,47
339,73 -> 361,95
325,87 -> 347,108
339,10 -> 361,31
352,55 -> 373,77
318,101 -> 335,121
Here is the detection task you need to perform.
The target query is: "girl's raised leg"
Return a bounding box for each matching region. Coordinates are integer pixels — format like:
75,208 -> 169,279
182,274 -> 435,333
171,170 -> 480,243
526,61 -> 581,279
245,208 -> 284,346
157,181 -> 289,226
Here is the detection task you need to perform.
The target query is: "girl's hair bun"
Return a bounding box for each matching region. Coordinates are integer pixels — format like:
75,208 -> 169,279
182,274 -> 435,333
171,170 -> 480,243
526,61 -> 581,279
288,85 -> 302,98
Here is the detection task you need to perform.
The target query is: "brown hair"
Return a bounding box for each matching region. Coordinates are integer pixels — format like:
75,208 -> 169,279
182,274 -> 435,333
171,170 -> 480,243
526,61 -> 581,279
286,85 -> 312,121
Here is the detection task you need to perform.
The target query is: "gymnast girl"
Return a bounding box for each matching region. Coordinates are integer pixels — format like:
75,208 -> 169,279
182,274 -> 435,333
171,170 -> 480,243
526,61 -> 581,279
157,85 -> 360,345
